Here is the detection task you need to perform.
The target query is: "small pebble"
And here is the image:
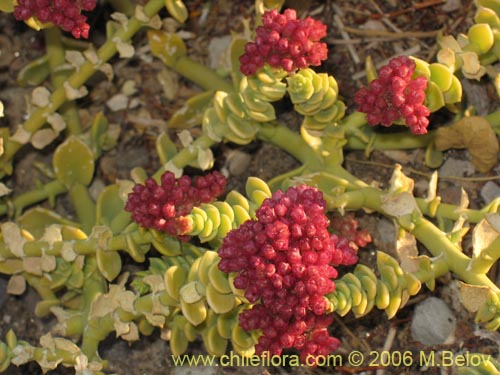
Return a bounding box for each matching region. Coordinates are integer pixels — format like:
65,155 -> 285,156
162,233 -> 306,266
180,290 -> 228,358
442,0 -> 462,12
208,35 -> 232,70
480,181 -> 500,203
411,297 -> 456,346
439,158 -> 475,177
225,150 -> 252,176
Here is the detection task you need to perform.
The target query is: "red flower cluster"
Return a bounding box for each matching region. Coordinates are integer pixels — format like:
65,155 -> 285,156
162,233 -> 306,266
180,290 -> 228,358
354,56 -> 430,135
218,185 -> 357,364
125,171 -> 226,240
239,9 -> 328,76
330,213 -> 372,260
13,0 -> 96,39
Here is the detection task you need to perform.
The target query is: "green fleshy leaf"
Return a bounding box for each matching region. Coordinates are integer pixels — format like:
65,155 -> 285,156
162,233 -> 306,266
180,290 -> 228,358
96,184 -> 128,231
492,32 -> 500,59
411,57 -> 431,79
229,37 -> 246,86
442,75 -> 462,103
425,141 -> 444,168
165,0 -> 188,23
90,112 -> 109,155
476,0 -> 500,15
167,91 -> 214,129
18,207 -> 79,239
0,0 -> 14,12
106,20 -> 120,39
35,299 -> 60,317
475,7 -> 500,28
468,23 -> 494,54
96,247 -> 122,282
365,55 -> 378,83
16,55 -> 50,86
429,63 -> 453,92
148,29 -> 186,67
156,132 -> 178,165
425,81 -> 445,112
53,136 -> 95,187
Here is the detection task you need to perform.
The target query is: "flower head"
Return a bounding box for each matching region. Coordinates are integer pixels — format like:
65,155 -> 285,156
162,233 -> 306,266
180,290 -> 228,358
125,171 -> 226,240
239,9 -> 328,76
218,185 -> 357,363
330,213 -> 372,262
14,0 -> 96,39
354,56 -> 430,135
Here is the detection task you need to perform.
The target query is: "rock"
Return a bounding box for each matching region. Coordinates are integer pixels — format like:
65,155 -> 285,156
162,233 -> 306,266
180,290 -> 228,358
411,297 -> 456,345
442,0 -> 462,12
208,35 -> 232,71
461,79 -> 491,116
439,158 -> 475,177
225,149 -> 252,176
375,218 -> 396,253
480,181 -> 500,204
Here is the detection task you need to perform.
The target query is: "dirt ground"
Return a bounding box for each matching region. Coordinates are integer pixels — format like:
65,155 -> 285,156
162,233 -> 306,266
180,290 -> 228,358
0,0 -> 499,374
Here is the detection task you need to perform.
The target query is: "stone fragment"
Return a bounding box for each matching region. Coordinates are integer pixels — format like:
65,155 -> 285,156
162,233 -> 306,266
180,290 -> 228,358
411,297 -> 456,345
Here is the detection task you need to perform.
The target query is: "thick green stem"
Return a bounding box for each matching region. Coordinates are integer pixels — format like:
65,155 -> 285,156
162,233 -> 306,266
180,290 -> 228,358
411,256 -> 450,285
257,121 -> 323,167
68,183 -> 96,234
32,346 -> 79,367
153,134 -> 215,179
44,27 -> 82,135
10,227 -> 152,258
416,199 -> 488,223
0,0 -> 166,176
79,258 -> 109,358
24,274 -> 58,302
323,182 -> 500,291
173,56 -> 233,92
412,217 -> 499,291
345,126 -> 435,150
0,180 -> 67,217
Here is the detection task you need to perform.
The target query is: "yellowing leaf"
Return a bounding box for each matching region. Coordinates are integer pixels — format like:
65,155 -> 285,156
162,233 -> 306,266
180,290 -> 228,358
147,30 -> 186,67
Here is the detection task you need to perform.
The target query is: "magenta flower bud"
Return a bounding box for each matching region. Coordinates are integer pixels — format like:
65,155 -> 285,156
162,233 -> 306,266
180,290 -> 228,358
239,8 -> 329,75
218,185 -> 364,363
14,0 -> 97,39
125,171 -> 226,240
354,55 -> 431,134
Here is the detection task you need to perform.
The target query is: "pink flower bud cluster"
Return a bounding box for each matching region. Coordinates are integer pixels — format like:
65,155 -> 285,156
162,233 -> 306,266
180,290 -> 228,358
330,213 -> 372,262
125,171 -> 226,241
218,185 -> 358,364
239,9 -> 328,76
354,56 -> 430,135
14,0 -> 96,39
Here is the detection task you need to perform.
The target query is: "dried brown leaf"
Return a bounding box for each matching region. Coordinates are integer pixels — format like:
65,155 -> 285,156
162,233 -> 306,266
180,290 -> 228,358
460,282 -> 490,312
435,116 -> 499,172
